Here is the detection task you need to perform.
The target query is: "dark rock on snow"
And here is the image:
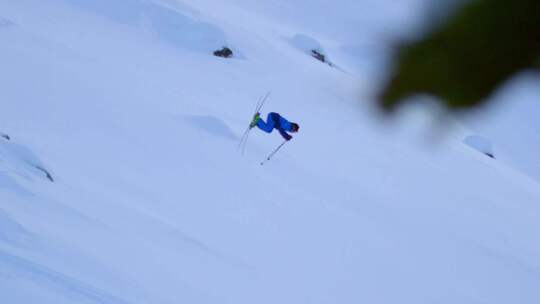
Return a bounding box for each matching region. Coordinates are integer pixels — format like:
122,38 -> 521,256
311,50 -> 326,63
213,47 -> 233,58
311,50 -> 334,67
463,135 -> 495,159
34,165 -> 54,182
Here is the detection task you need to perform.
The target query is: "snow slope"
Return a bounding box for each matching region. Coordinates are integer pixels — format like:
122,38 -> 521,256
1,0 -> 540,303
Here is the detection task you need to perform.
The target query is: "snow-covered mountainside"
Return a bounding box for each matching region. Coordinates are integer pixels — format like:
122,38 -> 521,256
1,1 -> 539,303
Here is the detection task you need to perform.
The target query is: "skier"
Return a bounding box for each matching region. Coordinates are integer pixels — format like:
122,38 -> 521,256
250,112 -> 300,141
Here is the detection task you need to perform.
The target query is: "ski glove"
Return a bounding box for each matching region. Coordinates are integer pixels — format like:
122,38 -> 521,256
279,129 -> 293,141
249,112 -> 261,128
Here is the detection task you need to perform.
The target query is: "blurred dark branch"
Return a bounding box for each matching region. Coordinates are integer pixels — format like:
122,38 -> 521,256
379,0 -> 540,113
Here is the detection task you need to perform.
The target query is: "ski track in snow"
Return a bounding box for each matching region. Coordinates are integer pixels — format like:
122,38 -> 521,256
0,17 -> 15,28
0,171 -> 33,196
175,114 -> 238,140
0,250 -> 131,304
0,209 -> 34,247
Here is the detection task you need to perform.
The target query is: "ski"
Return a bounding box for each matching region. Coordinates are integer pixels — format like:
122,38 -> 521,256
238,92 -> 270,154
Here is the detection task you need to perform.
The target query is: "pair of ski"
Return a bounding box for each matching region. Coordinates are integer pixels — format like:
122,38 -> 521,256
237,92 -> 287,165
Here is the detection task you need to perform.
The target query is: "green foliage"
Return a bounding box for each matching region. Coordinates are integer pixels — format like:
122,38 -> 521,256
379,0 -> 540,113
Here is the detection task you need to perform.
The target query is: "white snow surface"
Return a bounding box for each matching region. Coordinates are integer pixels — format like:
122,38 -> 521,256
463,135 -> 494,158
1,1 -> 540,303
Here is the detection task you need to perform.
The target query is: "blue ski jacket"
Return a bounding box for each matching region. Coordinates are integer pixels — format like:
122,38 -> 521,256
256,112 -> 294,141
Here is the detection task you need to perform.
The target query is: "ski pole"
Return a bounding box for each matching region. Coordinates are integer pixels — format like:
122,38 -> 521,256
260,140 -> 287,165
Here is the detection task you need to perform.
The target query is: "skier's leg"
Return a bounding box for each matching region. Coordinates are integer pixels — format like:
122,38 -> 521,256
256,113 -> 276,133
278,116 -> 293,131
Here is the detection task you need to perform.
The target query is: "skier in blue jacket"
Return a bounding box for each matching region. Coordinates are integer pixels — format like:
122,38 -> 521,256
250,112 -> 300,141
